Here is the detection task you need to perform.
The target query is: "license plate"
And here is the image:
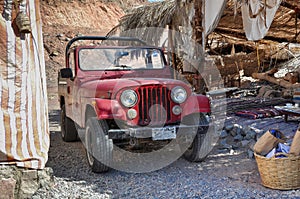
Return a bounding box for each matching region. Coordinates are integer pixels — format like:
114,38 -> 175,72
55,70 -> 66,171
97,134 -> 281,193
152,127 -> 176,141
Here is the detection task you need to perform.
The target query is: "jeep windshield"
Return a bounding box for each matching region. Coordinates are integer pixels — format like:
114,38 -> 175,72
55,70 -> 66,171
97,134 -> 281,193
79,47 -> 165,71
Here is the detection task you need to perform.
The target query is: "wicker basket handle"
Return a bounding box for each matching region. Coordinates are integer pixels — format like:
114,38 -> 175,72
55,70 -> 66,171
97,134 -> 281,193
272,152 -> 289,158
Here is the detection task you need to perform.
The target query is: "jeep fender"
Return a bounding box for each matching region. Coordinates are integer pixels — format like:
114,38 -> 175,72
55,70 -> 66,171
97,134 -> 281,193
182,94 -> 210,117
94,99 -> 126,121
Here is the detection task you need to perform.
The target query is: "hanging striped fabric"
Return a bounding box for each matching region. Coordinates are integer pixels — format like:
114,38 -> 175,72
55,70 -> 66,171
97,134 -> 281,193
0,0 -> 49,169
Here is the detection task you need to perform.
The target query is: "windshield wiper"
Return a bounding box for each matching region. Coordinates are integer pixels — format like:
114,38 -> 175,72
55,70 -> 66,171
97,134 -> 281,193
114,65 -> 132,69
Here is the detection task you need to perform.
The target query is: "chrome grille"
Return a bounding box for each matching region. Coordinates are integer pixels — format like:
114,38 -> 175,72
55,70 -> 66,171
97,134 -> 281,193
137,86 -> 171,126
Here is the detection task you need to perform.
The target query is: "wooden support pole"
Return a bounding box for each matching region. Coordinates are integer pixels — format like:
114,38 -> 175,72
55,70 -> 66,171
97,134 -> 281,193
202,0 -> 206,52
168,26 -> 177,78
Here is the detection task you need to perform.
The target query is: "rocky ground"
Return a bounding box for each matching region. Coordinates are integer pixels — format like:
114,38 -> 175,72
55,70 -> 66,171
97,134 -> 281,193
32,104 -> 300,198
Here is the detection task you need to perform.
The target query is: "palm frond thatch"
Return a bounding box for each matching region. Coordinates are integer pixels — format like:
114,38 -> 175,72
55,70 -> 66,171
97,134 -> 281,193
121,0 -> 177,30
107,0 -> 194,45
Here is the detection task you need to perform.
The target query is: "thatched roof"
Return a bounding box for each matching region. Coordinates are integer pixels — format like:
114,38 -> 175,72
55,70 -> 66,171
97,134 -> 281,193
109,0 -> 300,44
120,0 -> 177,30
107,0 -> 300,73
107,0 -> 194,45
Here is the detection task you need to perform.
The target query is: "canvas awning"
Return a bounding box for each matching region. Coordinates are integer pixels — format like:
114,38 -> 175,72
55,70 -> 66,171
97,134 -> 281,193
0,0 -> 49,169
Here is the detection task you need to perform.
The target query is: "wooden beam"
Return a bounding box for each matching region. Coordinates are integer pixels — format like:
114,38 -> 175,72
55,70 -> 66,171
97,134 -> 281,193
252,72 -> 300,89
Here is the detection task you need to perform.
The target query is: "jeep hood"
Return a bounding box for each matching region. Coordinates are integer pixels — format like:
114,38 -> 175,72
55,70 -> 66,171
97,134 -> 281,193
80,78 -> 191,99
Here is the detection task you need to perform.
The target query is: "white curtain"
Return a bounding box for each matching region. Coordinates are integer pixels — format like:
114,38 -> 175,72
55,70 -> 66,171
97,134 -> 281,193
241,0 -> 282,41
205,0 -> 226,35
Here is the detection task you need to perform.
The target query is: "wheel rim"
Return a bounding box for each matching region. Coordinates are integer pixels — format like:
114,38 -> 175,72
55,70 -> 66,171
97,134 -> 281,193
86,126 -> 94,166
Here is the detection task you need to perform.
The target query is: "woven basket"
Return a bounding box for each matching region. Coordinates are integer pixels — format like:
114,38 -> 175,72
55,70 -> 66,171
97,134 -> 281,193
255,153 -> 300,190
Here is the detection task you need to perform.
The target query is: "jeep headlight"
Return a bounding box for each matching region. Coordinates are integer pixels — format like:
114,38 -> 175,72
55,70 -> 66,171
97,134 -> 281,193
171,86 -> 187,104
120,89 -> 138,108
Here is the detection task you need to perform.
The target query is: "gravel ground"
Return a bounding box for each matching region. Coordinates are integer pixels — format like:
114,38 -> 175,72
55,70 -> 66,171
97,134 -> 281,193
31,108 -> 300,199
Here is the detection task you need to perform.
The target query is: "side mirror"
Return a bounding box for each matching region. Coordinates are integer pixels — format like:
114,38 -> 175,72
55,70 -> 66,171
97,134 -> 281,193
60,68 -> 73,78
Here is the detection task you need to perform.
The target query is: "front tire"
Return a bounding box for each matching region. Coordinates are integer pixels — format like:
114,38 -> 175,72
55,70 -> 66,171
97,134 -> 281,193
85,118 -> 113,173
183,114 -> 209,162
61,105 -> 78,142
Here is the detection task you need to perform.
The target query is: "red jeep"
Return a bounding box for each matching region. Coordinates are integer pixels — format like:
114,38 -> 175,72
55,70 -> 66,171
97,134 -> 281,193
58,36 -> 211,172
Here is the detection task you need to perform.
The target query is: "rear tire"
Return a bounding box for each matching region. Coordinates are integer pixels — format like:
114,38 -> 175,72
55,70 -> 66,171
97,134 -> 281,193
85,118 -> 113,173
183,114 -> 209,162
61,105 -> 78,142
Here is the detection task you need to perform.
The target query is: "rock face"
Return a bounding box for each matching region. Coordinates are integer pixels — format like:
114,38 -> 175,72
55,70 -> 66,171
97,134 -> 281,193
0,166 -> 53,199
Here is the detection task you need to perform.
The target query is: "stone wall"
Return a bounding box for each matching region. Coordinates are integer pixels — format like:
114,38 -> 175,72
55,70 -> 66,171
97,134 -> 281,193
0,166 -> 53,199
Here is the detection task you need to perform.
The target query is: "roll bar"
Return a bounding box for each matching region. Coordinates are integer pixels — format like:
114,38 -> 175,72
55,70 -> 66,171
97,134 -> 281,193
65,36 -> 148,58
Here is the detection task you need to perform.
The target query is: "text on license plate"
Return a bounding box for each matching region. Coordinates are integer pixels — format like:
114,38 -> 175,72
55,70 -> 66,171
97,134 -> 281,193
152,127 -> 176,141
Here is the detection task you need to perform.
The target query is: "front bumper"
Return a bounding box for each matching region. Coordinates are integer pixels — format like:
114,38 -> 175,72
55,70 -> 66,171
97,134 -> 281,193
108,124 -> 208,140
